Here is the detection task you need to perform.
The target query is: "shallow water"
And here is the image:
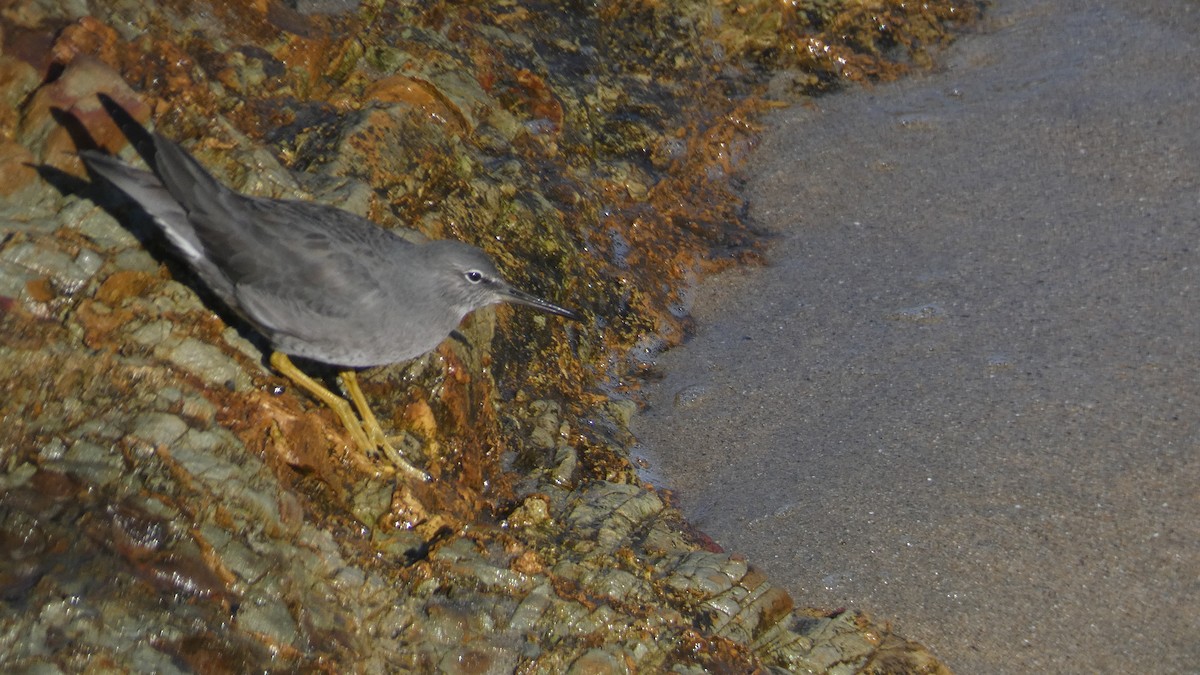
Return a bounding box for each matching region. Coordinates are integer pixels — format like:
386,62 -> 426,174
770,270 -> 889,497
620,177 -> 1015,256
633,0 -> 1200,671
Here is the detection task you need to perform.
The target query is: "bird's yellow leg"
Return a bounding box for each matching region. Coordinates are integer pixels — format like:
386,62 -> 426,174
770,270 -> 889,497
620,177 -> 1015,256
269,353 -> 429,481
270,352 -> 374,452
339,369 -> 430,481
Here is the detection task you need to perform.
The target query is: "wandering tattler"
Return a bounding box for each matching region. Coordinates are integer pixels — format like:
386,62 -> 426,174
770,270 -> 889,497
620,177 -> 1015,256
80,94 -> 578,480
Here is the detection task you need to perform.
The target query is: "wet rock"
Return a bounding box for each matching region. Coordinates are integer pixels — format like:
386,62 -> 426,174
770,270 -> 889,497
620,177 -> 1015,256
0,240 -> 95,300
0,140 -> 39,197
887,302 -> 948,323
286,0 -> 358,16
567,649 -> 629,675
128,411 -> 187,447
671,383 -> 710,409
59,438 -> 125,485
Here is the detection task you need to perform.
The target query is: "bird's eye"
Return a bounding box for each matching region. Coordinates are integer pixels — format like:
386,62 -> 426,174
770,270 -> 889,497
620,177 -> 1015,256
465,270 -> 484,283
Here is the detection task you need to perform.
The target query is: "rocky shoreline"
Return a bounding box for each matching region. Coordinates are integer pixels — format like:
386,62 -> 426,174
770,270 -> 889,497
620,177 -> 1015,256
0,1 -> 972,671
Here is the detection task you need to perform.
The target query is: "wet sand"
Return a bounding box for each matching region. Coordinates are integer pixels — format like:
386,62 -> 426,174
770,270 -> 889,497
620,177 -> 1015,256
632,0 -> 1200,672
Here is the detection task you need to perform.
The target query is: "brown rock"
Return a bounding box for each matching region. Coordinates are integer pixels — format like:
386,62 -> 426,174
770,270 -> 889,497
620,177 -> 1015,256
0,140 -> 37,195
18,55 -> 150,169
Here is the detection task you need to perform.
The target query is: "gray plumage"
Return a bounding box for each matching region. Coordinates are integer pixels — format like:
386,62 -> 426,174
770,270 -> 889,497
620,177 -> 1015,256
80,98 -> 576,369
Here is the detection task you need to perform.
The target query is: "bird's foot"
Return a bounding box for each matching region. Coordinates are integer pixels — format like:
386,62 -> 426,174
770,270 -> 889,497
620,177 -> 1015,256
362,420 -> 430,482
339,370 -> 430,482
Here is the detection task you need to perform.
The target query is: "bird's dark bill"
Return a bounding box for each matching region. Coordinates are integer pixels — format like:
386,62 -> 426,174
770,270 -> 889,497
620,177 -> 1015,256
504,287 -> 579,320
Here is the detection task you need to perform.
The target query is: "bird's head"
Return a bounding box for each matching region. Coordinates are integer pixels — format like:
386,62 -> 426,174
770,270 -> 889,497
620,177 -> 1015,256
423,240 -> 579,321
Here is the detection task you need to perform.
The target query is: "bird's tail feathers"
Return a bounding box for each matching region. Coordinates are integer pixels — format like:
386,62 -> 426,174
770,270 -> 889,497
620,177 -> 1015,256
149,134 -> 233,217
79,149 -> 206,262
